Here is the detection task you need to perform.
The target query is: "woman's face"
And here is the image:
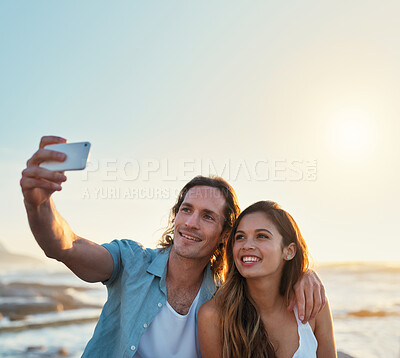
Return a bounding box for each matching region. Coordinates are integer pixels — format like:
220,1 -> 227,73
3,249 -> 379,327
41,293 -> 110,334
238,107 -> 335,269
233,212 -> 288,280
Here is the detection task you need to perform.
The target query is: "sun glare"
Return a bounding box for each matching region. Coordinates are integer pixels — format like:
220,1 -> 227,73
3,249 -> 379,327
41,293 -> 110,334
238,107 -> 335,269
325,109 -> 375,161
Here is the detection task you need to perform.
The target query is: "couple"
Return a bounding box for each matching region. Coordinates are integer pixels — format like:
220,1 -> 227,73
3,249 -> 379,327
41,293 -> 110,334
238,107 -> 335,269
20,136 -> 336,357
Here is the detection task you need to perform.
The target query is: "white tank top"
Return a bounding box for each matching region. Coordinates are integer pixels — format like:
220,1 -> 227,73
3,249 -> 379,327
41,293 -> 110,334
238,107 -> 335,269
135,290 -> 201,358
292,306 -> 318,357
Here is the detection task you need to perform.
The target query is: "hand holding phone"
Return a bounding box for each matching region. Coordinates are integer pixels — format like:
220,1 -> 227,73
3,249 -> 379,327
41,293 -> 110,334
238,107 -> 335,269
40,142 -> 91,171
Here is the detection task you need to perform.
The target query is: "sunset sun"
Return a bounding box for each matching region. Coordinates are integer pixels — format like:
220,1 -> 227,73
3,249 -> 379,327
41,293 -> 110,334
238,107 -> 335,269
326,109 -> 376,161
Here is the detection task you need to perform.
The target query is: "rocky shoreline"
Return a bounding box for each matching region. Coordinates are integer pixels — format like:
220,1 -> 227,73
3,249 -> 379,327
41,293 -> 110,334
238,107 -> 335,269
0,281 -> 102,332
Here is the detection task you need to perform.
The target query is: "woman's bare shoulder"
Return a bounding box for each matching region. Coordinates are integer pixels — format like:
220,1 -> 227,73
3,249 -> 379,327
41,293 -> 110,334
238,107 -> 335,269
199,297 -> 220,319
198,298 -> 223,358
314,300 -> 337,357
315,300 -> 333,325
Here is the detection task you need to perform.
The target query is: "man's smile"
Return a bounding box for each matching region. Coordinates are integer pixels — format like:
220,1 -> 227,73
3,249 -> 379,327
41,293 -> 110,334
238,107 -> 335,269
180,231 -> 202,242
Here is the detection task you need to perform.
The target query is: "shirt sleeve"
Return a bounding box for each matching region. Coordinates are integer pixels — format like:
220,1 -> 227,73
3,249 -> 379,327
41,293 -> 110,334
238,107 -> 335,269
101,239 -> 150,286
101,240 -> 122,286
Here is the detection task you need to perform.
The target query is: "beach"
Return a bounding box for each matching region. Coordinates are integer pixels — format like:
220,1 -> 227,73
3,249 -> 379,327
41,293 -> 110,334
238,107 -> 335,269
0,262 -> 399,357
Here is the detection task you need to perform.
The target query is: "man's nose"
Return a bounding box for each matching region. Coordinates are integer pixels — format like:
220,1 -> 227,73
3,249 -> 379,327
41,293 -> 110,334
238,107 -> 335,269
185,212 -> 200,229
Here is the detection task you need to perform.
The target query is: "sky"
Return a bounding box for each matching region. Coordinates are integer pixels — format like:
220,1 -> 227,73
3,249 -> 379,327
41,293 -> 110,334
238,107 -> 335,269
1,0 -> 399,263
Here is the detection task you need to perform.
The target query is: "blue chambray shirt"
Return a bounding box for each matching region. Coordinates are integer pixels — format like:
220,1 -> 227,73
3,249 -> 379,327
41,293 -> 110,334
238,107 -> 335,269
82,239 -> 216,358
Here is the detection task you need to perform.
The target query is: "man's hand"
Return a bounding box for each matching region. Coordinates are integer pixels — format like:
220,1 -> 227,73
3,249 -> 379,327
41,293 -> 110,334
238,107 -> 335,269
20,136 -> 67,208
20,135 -> 114,283
287,269 -> 326,324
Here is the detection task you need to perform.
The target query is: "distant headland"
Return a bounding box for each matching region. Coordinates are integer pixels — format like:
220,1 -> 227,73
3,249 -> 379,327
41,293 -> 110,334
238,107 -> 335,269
0,241 -> 44,268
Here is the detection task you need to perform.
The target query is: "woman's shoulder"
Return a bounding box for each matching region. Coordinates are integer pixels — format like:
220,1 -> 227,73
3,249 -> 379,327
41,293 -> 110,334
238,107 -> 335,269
199,297 -> 219,318
313,299 -> 335,337
294,301 -> 332,332
313,300 -> 337,357
314,300 -> 333,324
197,298 -> 223,358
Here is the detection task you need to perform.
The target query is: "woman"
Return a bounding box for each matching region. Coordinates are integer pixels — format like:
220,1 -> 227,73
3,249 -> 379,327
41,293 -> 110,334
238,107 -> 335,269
198,201 -> 336,358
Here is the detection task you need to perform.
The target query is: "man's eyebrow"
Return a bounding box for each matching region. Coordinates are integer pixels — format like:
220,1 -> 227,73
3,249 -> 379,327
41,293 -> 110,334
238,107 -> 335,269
203,208 -> 221,219
181,202 -> 221,220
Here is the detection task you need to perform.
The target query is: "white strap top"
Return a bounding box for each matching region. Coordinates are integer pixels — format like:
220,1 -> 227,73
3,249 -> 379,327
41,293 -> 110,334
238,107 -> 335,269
135,289 -> 201,358
292,306 -> 318,357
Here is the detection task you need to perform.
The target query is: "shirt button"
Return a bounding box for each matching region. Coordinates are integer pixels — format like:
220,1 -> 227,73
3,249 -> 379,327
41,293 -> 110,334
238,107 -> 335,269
130,345 -> 136,351
158,303 -> 162,308
143,323 -> 148,328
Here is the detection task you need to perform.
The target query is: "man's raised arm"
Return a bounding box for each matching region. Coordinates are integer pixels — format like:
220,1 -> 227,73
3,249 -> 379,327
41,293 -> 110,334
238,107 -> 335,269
20,136 -> 113,283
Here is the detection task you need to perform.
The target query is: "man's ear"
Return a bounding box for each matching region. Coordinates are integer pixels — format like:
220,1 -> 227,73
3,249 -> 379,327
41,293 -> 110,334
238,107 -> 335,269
284,243 -> 297,260
219,227 -> 229,245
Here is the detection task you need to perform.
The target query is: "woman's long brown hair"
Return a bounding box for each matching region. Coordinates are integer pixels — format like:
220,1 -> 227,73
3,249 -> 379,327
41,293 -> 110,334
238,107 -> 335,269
215,201 -> 310,358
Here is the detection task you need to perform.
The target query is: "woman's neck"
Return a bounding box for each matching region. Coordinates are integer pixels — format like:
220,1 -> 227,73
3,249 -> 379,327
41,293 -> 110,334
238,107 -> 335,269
245,275 -> 285,316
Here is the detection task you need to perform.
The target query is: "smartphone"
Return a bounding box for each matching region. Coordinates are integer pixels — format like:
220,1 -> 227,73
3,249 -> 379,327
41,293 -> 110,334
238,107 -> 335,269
40,142 -> 91,171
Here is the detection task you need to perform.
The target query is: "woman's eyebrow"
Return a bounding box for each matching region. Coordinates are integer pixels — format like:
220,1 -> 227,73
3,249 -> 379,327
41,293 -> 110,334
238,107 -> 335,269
255,228 -> 273,236
235,228 -> 273,235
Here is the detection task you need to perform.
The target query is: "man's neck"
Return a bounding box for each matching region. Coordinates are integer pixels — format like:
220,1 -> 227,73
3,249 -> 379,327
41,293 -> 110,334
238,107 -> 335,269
165,250 -> 209,315
167,249 -> 208,288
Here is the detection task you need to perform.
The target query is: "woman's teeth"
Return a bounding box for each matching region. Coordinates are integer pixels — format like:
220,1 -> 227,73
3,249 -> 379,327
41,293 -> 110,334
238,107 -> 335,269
242,256 -> 261,262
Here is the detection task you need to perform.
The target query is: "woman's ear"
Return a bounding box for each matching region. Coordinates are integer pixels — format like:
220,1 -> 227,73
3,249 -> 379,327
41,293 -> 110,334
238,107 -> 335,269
284,243 -> 297,260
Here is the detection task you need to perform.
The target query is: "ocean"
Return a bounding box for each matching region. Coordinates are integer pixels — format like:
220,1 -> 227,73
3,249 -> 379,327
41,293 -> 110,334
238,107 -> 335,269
317,262 -> 400,358
0,262 -> 399,358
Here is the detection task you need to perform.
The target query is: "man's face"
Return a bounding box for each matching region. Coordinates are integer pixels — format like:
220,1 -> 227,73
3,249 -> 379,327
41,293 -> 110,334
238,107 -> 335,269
172,186 -> 226,263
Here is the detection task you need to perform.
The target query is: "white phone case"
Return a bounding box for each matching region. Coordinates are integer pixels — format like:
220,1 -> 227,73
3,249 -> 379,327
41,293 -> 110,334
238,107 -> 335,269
40,142 -> 91,171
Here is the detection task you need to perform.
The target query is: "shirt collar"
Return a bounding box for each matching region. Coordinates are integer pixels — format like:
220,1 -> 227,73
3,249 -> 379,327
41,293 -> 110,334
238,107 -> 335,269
147,245 -> 217,301
147,246 -> 171,278
200,263 -> 216,297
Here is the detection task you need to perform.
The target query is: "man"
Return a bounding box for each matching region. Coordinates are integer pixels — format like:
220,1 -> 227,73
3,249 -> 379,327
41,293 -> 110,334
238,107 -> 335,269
20,136 -> 326,357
